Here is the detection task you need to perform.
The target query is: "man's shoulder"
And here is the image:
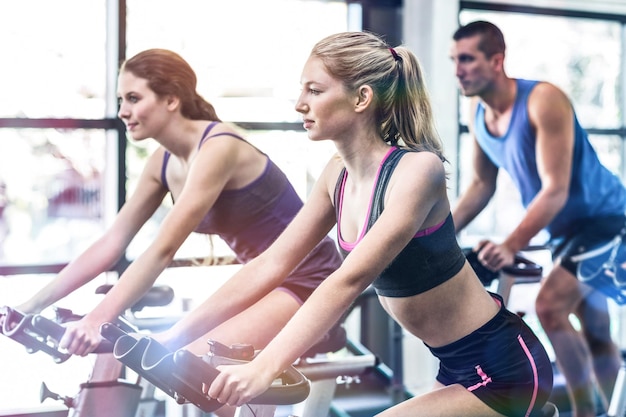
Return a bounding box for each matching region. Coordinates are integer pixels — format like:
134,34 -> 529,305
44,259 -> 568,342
525,79 -> 563,95
526,81 -> 570,107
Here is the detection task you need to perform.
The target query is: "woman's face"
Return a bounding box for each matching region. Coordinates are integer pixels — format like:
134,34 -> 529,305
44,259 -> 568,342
117,71 -> 171,141
295,56 -> 358,142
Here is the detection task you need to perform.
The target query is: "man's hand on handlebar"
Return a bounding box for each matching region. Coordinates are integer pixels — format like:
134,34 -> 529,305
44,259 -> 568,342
204,360 -> 277,408
475,239 -> 516,272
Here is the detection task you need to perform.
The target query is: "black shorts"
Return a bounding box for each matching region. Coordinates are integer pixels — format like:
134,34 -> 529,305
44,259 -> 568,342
549,215 -> 626,276
427,293 -> 553,417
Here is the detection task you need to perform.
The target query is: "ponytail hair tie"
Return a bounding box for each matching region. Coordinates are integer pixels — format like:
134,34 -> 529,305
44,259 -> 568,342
389,47 -> 400,62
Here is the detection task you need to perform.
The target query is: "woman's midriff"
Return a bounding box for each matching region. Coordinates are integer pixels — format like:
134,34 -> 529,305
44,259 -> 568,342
378,263 -> 500,348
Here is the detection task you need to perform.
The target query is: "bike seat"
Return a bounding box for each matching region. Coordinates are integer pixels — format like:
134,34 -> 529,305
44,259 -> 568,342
96,285 -> 175,312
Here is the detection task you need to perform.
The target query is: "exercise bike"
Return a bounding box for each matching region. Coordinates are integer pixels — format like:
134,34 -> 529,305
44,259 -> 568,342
0,282 -> 178,417
1,306 -> 316,417
99,323 -> 313,417
99,317 -> 382,417
0,306 -> 138,417
1,301 -> 380,417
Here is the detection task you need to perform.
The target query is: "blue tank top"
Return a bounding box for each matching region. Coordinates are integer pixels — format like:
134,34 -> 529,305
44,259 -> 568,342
474,79 -> 626,237
334,147 -> 466,297
161,122 -> 342,296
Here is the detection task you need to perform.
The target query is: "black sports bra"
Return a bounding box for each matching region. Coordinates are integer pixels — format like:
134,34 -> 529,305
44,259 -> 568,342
333,147 -> 466,297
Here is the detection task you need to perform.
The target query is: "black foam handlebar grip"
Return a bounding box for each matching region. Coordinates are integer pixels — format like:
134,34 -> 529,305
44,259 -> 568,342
32,315 -> 114,353
173,349 -> 310,406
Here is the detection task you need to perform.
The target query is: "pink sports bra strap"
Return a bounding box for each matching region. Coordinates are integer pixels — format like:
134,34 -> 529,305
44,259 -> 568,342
414,218 -> 446,238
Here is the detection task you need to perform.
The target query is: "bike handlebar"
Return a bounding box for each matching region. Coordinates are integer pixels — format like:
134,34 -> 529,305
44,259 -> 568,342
31,314 -> 114,354
99,322 -> 310,413
1,306 -> 71,363
463,248 -> 543,286
0,306 -> 122,363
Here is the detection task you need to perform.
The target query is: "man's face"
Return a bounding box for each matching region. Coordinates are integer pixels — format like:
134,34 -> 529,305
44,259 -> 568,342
449,34 -> 499,97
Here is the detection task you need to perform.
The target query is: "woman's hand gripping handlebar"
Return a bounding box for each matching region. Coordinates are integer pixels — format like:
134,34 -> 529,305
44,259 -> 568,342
0,306 -> 114,363
99,322 -> 310,413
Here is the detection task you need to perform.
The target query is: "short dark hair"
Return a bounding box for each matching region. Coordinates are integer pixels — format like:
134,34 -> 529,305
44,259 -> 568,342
453,20 -> 505,58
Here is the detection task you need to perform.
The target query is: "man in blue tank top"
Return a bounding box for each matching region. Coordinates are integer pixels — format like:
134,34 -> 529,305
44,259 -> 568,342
450,20 -> 626,417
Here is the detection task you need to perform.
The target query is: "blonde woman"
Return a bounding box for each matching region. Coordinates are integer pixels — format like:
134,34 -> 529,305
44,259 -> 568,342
197,32 -> 553,417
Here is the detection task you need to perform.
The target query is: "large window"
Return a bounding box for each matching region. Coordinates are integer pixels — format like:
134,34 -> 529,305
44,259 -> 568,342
0,1 -> 111,267
0,0 -> 349,267
0,1 -> 108,119
0,129 -> 107,264
126,0 -> 348,123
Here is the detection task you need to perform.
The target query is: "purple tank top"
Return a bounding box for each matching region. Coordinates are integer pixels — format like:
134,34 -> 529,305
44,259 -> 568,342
161,122 -> 342,299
